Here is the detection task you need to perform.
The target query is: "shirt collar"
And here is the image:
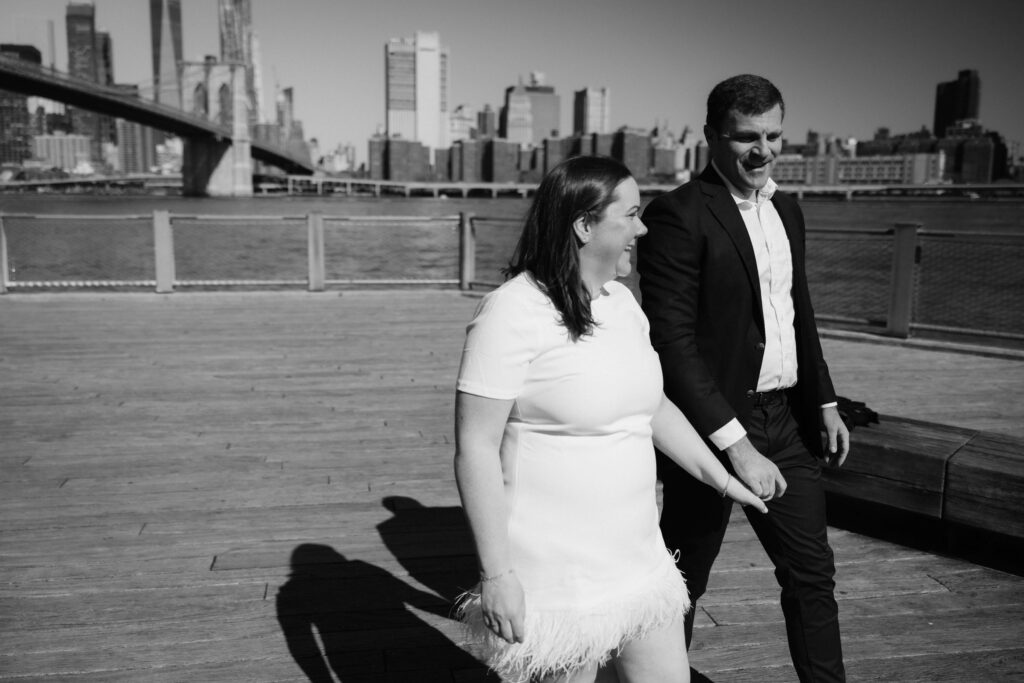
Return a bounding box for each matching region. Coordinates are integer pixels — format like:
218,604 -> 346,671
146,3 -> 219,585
711,160 -> 778,206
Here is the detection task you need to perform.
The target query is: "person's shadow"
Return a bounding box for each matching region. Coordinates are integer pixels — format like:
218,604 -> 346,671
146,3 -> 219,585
376,495 -> 481,604
275,542 -> 496,682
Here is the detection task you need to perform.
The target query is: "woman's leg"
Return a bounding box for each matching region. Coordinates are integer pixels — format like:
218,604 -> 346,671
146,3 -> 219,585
612,614 -> 690,683
538,663 -> 600,683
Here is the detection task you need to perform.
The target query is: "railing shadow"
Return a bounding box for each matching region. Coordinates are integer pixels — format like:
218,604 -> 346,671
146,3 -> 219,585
275,542 -> 492,682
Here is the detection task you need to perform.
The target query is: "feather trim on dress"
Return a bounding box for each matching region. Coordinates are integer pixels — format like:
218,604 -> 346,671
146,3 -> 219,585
454,555 -> 689,682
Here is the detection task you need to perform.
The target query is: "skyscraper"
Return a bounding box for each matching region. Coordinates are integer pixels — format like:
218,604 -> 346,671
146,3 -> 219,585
933,69 -> 980,138
385,31 -> 450,156
149,0 -> 183,107
500,73 -> 560,147
0,44 -> 41,164
66,2 -> 101,162
573,87 -> 610,136
218,0 -> 261,126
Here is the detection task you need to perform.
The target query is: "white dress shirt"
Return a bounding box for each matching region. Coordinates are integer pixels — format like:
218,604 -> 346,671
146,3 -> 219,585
708,163 -> 833,451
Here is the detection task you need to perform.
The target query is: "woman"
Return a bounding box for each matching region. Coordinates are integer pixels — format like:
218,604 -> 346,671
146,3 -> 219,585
454,156 -> 766,683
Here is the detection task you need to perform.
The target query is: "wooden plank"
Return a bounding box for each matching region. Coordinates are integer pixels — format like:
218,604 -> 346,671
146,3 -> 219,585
821,415 -> 975,517
945,432 -> 1024,537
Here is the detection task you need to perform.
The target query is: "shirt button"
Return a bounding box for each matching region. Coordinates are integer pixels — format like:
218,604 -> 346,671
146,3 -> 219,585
757,342 -> 766,350
746,390 -> 755,398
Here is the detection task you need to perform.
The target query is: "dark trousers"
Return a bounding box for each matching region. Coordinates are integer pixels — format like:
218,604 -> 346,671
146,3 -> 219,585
660,394 -> 846,682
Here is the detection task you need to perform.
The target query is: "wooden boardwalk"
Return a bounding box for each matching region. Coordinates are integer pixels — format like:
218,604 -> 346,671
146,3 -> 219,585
1,291 -> 1022,682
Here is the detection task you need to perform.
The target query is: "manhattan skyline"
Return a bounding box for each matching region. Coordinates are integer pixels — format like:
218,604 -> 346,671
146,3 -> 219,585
2,0 -> 1022,167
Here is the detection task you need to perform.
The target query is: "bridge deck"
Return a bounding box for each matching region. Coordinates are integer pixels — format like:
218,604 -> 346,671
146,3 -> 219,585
1,291 -> 1022,682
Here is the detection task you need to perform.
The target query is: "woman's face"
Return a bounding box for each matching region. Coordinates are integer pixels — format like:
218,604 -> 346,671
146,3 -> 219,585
585,177 -> 647,279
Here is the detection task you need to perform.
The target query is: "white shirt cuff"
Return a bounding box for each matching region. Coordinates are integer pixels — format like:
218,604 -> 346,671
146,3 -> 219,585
710,418 -> 746,451
820,402 -> 838,409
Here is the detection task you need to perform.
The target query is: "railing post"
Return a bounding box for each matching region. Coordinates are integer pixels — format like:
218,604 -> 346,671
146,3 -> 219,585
885,222 -> 921,338
0,215 -> 8,294
153,210 -> 175,293
307,211 -> 325,292
459,212 -> 476,291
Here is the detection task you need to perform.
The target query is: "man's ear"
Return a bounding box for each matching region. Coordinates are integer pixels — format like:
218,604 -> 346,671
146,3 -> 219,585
573,214 -> 591,245
703,124 -> 717,147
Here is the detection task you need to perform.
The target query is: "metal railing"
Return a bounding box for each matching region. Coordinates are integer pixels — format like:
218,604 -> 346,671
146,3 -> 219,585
1,211 -> 1021,341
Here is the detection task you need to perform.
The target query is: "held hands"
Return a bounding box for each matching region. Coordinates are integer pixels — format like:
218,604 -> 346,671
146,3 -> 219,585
479,569 -> 526,644
725,437 -> 788,502
721,473 -> 769,513
821,405 -> 850,466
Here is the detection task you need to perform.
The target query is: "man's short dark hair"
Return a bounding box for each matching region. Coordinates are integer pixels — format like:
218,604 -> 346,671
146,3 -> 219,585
706,74 -> 785,133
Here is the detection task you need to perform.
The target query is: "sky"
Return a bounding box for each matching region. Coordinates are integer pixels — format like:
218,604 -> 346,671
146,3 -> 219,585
3,0 -> 1022,166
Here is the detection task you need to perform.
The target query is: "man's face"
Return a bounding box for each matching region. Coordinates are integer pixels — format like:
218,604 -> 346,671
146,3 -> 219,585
705,104 -> 783,197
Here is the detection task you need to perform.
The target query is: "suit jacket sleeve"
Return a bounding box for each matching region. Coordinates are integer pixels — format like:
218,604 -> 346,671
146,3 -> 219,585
638,191 -> 739,439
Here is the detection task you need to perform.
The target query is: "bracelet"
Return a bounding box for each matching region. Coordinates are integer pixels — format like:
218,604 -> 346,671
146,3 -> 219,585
480,568 -> 515,583
719,474 -> 731,498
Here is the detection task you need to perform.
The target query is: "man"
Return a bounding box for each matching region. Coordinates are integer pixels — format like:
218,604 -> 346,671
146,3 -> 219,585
637,74 -> 850,682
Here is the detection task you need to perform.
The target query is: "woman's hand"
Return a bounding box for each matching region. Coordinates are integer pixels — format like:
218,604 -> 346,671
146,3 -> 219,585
723,474 -> 770,514
480,571 -> 526,644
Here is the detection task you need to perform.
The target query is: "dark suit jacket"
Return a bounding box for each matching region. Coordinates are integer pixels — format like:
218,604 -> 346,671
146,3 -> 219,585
638,165 -> 836,459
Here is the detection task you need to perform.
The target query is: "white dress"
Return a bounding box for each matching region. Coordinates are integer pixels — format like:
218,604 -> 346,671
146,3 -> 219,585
455,273 -> 689,681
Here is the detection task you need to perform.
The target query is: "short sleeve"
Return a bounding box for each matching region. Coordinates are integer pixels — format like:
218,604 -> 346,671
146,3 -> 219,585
456,284 -> 539,400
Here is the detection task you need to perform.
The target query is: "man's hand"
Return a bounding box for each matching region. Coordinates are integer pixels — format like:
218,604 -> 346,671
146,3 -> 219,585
821,405 -> 850,467
724,437 -> 787,500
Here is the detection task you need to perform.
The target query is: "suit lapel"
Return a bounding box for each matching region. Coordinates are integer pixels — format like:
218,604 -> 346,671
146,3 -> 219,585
700,169 -> 764,326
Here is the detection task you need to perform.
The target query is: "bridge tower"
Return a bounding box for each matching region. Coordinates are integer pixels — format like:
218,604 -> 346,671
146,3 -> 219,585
180,60 -> 253,197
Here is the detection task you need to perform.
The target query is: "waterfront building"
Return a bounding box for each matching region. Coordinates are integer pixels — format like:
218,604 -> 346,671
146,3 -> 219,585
149,0 -> 183,107
592,132 -> 615,158
218,0 -> 261,127
573,87 -> 610,136
433,147 -> 450,181
33,131 -> 92,171
111,84 -> 156,174
386,139 -> 429,181
485,139 -> 519,183
616,129 -> 650,179
934,69 -> 980,139
476,105 -> 497,139
368,136 -> 386,179
500,73 -> 561,147
65,3 -> 102,163
451,139 -> 483,182
450,104 -> 476,142
385,31 -> 450,159
0,44 -> 41,164
772,153 -> 944,185
116,118 -> 156,174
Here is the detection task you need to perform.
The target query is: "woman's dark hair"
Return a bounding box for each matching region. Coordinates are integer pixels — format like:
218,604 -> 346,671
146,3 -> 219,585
504,155 -> 632,341
706,74 -> 785,133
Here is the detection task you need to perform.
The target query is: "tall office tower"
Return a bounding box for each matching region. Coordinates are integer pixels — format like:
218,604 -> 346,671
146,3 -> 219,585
113,84 -> 156,174
0,44 -> 42,164
218,0 -> 260,126
934,69 -> 980,138
66,2 -> 102,162
477,104 -> 496,139
149,0 -> 183,106
385,31 -> 450,156
573,87 -> 610,136
95,31 -> 116,147
500,73 -> 560,147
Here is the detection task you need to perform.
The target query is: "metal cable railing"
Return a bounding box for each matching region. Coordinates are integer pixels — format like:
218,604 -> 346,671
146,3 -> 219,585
1,211 -> 1021,341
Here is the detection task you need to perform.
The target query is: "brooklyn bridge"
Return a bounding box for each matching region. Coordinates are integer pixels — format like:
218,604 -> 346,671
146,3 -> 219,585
0,54 -> 314,197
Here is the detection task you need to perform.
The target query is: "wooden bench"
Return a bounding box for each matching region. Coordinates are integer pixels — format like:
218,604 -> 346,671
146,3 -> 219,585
821,415 -> 1024,542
